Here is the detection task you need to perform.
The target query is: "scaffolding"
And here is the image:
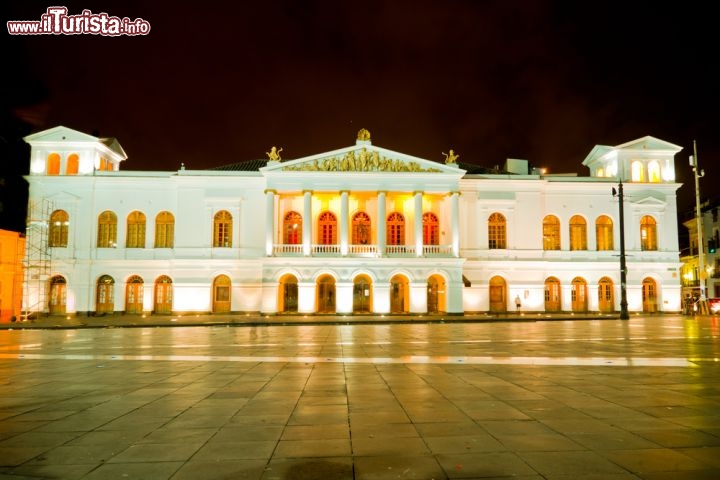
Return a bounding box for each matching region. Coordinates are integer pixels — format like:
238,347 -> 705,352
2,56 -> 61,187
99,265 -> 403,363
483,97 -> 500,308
22,199 -> 53,320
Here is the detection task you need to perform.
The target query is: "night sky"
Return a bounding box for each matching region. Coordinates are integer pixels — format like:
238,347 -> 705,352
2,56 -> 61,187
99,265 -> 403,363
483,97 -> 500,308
3,1 -> 719,232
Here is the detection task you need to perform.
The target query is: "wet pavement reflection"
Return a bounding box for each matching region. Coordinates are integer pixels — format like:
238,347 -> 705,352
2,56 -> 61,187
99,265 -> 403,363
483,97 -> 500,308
0,315 -> 719,479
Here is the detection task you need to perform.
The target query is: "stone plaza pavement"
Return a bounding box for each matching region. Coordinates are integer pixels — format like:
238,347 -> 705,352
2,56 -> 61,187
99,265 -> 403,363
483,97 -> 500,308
0,314 -> 719,479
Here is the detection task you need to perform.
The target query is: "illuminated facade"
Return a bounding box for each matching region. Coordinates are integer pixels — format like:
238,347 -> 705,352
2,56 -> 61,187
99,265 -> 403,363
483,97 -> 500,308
23,126 -> 683,316
0,230 -> 25,322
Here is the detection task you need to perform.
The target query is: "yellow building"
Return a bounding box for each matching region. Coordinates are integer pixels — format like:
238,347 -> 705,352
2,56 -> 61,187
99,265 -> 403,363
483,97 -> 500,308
0,230 -> 25,322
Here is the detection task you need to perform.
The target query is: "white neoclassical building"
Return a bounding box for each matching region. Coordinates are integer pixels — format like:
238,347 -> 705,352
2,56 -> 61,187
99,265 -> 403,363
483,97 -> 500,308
22,126 -> 683,317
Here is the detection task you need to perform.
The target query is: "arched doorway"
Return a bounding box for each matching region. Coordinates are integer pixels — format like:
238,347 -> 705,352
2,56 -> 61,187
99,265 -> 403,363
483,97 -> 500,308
49,276 -> 67,315
353,275 -> 372,313
642,277 -> 658,313
279,274 -> 299,313
154,276 -> 173,314
598,277 -> 614,313
427,274 -> 446,313
125,275 -> 144,314
317,275 -> 336,313
96,275 -> 115,314
390,274 -> 409,313
544,277 -> 561,312
213,275 -> 231,313
571,277 -> 587,312
489,276 -> 506,313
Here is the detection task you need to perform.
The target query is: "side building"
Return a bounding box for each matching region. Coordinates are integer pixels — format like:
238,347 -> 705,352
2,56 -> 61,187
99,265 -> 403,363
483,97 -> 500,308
23,126 -> 683,317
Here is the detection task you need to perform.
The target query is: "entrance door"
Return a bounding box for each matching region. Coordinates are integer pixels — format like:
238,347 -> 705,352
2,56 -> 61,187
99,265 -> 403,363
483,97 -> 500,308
279,274 -> 298,313
96,275 -> 115,314
154,276 -> 173,314
489,276 -> 506,313
49,276 -> 67,315
427,275 -> 446,313
390,275 -> 408,313
642,277 -> 657,313
213,275 -> 231,313
317,275 -> 336,313
544,277 -> 561,312
598,277 -> 614,313
571,277 -> 587,312
125,276 -> 144,314
353,275 -> 372,313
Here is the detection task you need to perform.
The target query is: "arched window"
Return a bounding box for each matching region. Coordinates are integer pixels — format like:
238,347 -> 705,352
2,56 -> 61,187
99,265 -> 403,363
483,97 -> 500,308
387,212 -> 405,245
543,215 -> 560,250
640,215 -> 657,251
283,211 -> 302,244
569,215 -> 587,251
648,160 -> 661,182
318,211 -> 337,245
66,153 -> 79,175
631,161 -> 645,182
97,211 -> 117,248
352,212 -> 371,245
49,210 -> 69,247
46,153 -> 60,175
423,212 -> 439,245
595,215 -> 613,251
488,212 -> 506,249
126,211 -> 146,248
213,210 -> 232,247
154,211 -> 174,248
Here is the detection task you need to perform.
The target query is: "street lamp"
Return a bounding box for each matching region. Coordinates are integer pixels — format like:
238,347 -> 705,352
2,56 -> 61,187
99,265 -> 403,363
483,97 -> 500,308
690,141 -> 709,314
612,181 -> 630,320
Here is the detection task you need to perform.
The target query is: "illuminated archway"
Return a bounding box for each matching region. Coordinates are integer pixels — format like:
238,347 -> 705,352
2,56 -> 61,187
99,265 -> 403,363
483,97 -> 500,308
278,274 -> 299,313
212,275 -> 231,313
544,277 -> 561,312
96,275 -> 115,314
642,277 -> 658,313
154,276 -> 173,314
390,274 -> 409,313
125,275 -> 144,314
316,275 -> 336,313
353,274 -> 372,313
571,277 -> 587,312
49,275 -> 67,315
489,276 -> 506,313
598,277 -> 614,313
427,274 -> 446,313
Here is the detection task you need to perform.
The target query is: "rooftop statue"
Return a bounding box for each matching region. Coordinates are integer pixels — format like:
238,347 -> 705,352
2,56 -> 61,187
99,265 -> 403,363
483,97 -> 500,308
442,149 -> 459,164
266,146 -> 283,161
357,128 -> 371,141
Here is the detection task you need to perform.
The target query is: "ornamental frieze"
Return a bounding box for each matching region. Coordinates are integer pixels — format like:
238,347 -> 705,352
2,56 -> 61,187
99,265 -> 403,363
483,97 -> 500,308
282,147 -> 441,173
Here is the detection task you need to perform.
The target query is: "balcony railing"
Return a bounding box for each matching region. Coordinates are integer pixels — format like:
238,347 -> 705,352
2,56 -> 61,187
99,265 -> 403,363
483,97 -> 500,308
272,243 -> 454,257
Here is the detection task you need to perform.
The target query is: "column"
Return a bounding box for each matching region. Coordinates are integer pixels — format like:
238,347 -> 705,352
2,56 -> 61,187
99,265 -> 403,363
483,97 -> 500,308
377,191 -> 386,255
414,191 -> 423,257
451,191 -> 460,258
340,190 -> 349,255
264,189 -> 275,256
303,190 -> 312,256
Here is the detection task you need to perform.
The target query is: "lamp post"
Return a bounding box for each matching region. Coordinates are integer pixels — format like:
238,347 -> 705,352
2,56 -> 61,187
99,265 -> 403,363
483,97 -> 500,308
613,181 -> 630,320
690,140 -> 708,314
